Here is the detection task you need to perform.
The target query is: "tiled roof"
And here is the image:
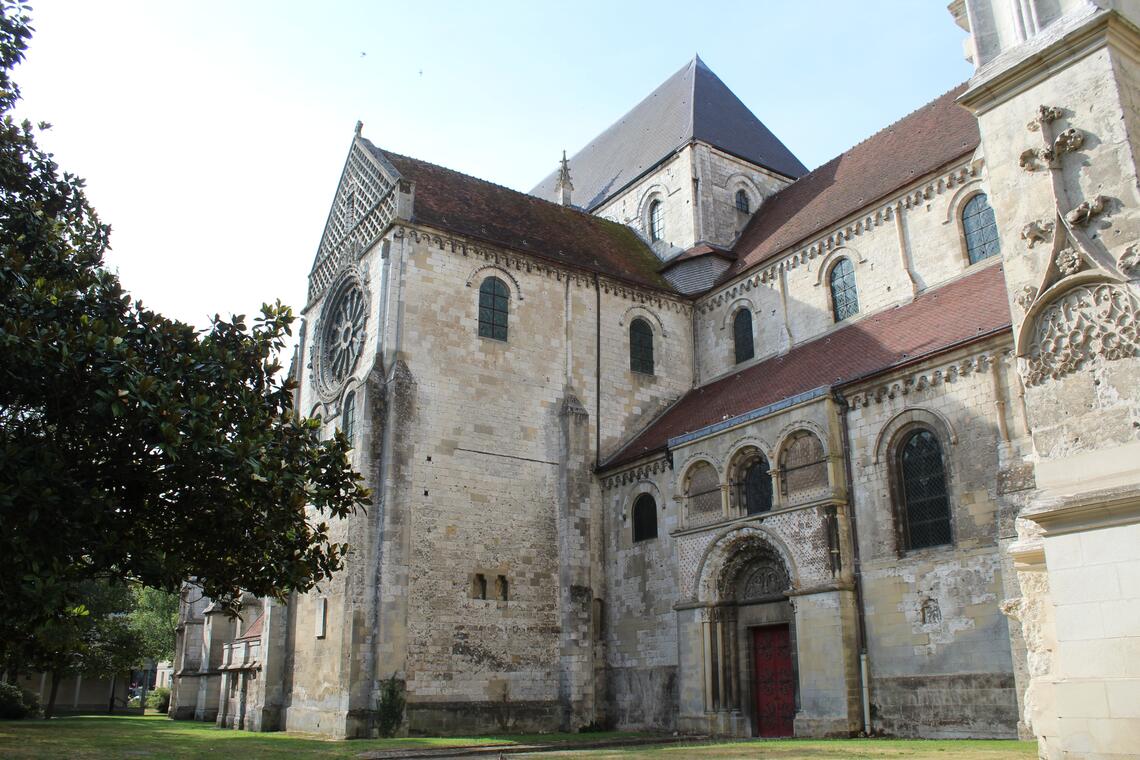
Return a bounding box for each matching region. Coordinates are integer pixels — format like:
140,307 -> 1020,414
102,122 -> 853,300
602,263 -> 1011,470
725,84 -> 980,279
373,146 -> 676,293
661,242 -> 736,270
531,56 -> 807,211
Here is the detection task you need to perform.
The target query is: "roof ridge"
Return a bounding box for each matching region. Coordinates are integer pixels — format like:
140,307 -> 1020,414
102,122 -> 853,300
376,144 -> 623,225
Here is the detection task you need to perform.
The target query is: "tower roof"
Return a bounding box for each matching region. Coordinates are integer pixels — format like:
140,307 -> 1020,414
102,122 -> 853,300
530,56 -> 808,211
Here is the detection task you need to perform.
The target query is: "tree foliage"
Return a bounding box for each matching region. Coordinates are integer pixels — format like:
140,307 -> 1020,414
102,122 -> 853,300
0,0 -> 369,639
127,587 -> 179,663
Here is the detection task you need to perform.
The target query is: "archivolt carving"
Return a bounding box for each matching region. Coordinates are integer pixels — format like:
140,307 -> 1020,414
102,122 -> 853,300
1023,283 -> 1140,386
618,304 -> 667,336
465,264 -> 523,300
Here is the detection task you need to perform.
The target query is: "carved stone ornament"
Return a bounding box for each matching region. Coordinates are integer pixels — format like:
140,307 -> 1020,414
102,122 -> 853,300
311,269 -> 369,400
1066,195 -> 1107,227
1055,247 -> 1083,277
1120,245 -> 1140,277
741,560 -> 790,600
1017,286 -> 1038,312
1026,105 -> 1064,131
1019,148 -> 1052,172
1021,219 -> 1054,248
1024,283 -> 1140,386
1053,128 -> 1085,155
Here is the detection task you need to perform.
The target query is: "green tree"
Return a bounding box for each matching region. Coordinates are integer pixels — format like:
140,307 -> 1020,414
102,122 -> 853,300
0,0 -> 369,654
128,587 -> 178,664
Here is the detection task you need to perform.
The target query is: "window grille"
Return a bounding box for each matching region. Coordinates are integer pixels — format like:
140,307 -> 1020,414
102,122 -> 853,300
341,390 -> 356,444
898,429 -> 952,549
629,318 -> 654,374
962,193 -> 1001,264
632,494 -> 658,542
733,309 -> 754,364
649,200 -> 664,242
478,276 -> 509,341
685,462 -> 722,527
780,431 -> 828,496
734,457 -> 772,515
735,189 -> 750,214
828,258 -> 859,322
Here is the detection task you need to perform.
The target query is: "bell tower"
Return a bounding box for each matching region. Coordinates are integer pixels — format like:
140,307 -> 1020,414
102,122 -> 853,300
956,2 -> 1140,757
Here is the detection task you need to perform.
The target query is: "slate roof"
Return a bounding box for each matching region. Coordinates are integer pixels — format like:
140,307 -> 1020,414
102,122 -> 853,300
726,84 -> 980,279
370,144 -> 676,292
530,56 -> 808,211
601,262 -> 1011,470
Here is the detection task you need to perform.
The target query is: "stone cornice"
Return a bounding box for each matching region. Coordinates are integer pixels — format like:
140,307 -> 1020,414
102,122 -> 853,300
600,455 -> 671,490
393,222 -> 693,314
844,339 -> 1012,408
1024,483 -> 1140,536
698,160 -> 979,314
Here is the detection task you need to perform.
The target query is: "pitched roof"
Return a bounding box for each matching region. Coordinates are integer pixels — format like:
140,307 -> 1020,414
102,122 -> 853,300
602,263 -> 1011,470
530,56 -> 808,211
725,84 -> 980,279
370,145 -> 676,293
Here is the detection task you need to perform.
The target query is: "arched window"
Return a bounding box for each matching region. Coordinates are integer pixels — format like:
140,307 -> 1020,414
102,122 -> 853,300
733,308 -> 754,364
629,318 -> 654,375
649,200 -> 664,242
780,431 -> 828,498
735,189 -> 750,214
632,493 -> 658,542
684,461 -> 722,528
738,456 -> 772,515
962,193 -> 1000,264
478,276 -> 509,341
829,258 -> 858,322
341,390 -> 356,444
897,428 -> 952,550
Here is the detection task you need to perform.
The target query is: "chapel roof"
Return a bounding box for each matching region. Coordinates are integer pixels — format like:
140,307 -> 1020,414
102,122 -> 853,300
601,262 -> 1011,471
725,83 -> 980,279
371,145 -> 676,293
530,56 -> 808,211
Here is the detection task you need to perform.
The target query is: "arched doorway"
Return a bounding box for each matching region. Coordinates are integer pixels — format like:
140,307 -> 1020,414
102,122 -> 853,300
717,539 -> 795,737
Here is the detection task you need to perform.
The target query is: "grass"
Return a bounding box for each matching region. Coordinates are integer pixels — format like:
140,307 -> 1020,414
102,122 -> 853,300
0,714 -> 1038,759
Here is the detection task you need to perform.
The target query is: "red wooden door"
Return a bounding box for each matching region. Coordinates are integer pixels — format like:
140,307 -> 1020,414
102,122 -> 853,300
752,624 -> 794,737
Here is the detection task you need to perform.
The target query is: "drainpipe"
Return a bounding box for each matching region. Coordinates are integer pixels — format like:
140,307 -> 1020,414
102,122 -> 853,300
833,390 -> 872,736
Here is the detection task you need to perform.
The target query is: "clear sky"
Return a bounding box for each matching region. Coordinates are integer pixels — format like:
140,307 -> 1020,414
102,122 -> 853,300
15,1 -> 973,332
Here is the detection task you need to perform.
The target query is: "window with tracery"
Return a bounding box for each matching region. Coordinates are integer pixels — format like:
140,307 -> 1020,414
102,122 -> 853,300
962,193 -> 1000,264
735,189 -> 750,214
829,258 -> 858,322
733,308 -> 754,364
684,461 -> 721,527
649,200 -> 664,242
897,428 -> 952,550
630,318 -> 654,375
632,493 -> 658,542
478,276 -> 509,341
780,431 -> 828,498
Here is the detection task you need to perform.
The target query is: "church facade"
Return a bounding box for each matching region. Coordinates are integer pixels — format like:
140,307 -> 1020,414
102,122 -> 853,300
171,2 -> 1140,756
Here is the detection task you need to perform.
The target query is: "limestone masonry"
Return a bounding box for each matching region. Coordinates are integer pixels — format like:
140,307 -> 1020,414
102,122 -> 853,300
172,2 -> 1140,756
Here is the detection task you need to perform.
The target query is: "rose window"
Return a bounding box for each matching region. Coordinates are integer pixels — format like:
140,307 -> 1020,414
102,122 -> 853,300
315,274 -> 368,397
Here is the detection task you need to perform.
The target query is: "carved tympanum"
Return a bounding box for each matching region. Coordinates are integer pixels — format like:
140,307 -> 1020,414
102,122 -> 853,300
1024,283 -> 1140,386
740,560 -> 790,600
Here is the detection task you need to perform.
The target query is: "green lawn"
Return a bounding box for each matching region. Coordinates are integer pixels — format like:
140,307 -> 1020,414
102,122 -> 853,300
0,714 -> 1038,759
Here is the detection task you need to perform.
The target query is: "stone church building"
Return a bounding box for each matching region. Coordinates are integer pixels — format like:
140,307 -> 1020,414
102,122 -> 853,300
172,1 -> 1140,756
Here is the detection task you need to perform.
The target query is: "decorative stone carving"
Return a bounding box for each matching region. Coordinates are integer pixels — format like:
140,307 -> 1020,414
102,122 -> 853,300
1026,105 -> 1064,131
1021,219 -> 1054,248
740,560 -> 789,600
1019,148 -> 1053,172
1055,247 -> 1083,277
1065,195 -> 1107,227
1120,245 -> 1140,277
1017,286 -> 1038,312
1023,283 -> 1140,386
1052,128 -> 1084,155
